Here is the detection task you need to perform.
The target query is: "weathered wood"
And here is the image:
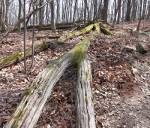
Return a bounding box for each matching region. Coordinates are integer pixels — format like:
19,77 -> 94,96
76,58 -> 96,128
5,38 -> 90,128
5,54 -> 70,128
0,42 -> 50,70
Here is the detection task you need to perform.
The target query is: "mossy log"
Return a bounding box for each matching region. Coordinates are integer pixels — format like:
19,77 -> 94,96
58,23 -> 100,43
58,22 -> 112,43
0,22 -> 109,70
0,42 -> 52,70
5,38 -> 90,128
76,58 -> 96,128
0,23 -> 93,70
100,23 -> 112,35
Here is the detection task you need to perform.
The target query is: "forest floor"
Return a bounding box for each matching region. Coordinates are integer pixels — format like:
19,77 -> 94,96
0,21 -> 150,128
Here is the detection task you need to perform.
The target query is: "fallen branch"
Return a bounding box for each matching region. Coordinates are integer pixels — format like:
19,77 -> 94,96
5,38 -> 90,128
76,58 -> 96,128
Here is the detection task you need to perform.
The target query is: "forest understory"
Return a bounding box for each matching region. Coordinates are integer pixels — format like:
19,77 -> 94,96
0,21 -> 150,128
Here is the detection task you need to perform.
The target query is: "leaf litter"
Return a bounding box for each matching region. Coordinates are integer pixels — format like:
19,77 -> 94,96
0,21 -> 150,128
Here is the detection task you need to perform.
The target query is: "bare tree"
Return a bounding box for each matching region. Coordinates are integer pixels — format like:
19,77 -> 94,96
126,0 -> 132,21
39,0 -> 44,25
117,0 -> 121,24
23,0 -> 27,73
137,0 -> 143,31
142,0 -> 148,19
131,0 -> 137,21
50,0 -> 56,31
101,0 -> 109,22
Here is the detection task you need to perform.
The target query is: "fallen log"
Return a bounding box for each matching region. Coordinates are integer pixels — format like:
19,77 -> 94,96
35,35 -> 60,40
23,22 -> 85,31
0,22 -> 104,70
0,42 -> 51,70
19,20 -> 95,31
5,38 -> 90,128
58,22 -> 112,43
58,23 -> 100,43
100,23 -> 112,35
76,58 -> 96,128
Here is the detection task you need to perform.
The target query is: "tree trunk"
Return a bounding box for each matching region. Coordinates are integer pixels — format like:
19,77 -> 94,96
101,0 -> 109,22
5,38 -> 91,128
137,0 -> 143,32
50,0 -> 56,31
125,0 -> 132,21
17,0 -> 22,31
142,0 -> 148,19
76,58 -> 96,128
13,1 -> 48,31
39,0 -> 44,25
131,0 -> 137,21
5,0 -> 10,26
113,0 -> 117,24
117,0 -> 121,24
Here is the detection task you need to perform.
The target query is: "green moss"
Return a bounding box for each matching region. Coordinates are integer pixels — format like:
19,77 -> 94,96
94,23 -> 100,33
47,53 -> 67,69
12,110 -> 23,128
14,110 -> 23,119
41,42 -> 49,50
69,38 -> 90,65
0,52 -> 23,67
85,71 -> 91,80
47,60 -> 58,68
100,23 -> 112,35
23,86 -> 33,96
58,22 -> 100,43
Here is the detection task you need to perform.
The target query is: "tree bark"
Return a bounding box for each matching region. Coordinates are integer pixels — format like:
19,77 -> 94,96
5,38 -> 91,128
125,0 -> 132,21
50,0 -> 56,31
101,0 -> 109,22
137,0 -> 143,32
76,58 -> 96,128
117,0 -> 121,24
39,0 -> 44,25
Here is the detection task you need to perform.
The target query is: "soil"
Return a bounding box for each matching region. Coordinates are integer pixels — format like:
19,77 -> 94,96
0,21 -> 150,128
